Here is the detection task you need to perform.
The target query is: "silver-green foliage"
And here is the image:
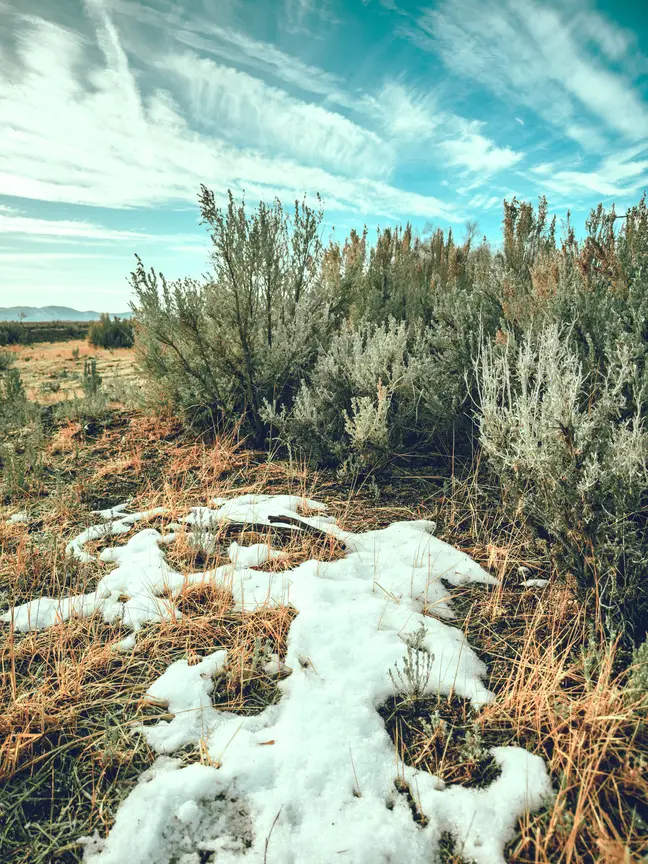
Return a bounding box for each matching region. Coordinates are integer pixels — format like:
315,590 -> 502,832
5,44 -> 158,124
476,323 -> 648,635
0,365 -> 44,499
627,637 -> 648,702
388,626 -> 435,701
263,316 -> 470,473
132,188 -> 330,440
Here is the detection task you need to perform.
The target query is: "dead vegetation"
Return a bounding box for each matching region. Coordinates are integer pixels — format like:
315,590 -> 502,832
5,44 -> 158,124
4,339 -> 138,404
0,406 -> 647,863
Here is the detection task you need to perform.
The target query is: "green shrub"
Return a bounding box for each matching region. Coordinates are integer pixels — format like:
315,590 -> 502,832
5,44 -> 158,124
82,358 -> 102,398
0,366 -> 44,500
130,187 -> 648,641
263,317 -> 422,471
54,358 -> 108,424
0,321 -> 26,346
87,314 -> 134,349
0,351 -> 15,372
132,187 -> 332,440
475,323 -> 648,638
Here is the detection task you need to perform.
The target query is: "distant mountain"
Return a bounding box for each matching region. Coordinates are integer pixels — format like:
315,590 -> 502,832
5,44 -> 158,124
0,306 -> 132,322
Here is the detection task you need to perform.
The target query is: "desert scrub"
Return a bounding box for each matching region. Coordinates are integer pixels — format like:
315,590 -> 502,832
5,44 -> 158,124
264,317 -> 468,473
388,625 -> 434,702
476,323 -> 648,639
88,314 -> 134,349
0,364 -> 45,500
132,187 -> 332,440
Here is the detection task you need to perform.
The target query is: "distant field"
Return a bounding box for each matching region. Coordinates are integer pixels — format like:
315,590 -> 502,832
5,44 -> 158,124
0,320 -> 94,345
6,339 -> 139,403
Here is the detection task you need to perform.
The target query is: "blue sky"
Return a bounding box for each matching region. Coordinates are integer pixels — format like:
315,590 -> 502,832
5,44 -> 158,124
1,0 -> 647,311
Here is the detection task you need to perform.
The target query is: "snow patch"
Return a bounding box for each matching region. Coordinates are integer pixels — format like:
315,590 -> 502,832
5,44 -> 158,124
523,579 -> 550,588
0,494 -> 552,860
6,512 -> 28,525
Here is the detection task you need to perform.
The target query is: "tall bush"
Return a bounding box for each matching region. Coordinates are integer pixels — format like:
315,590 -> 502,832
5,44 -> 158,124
475,323 -> 648,638
0,321 -> 25,346
88,314 -> 134,349
132,187 -> 331,439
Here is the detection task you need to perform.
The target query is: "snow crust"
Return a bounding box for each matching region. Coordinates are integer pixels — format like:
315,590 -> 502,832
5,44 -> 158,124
6,512 -> 28,525
522,579 -> 550,588
1,494 -> 553,861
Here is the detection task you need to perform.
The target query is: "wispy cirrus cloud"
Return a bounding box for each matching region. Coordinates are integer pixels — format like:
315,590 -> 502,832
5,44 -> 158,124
365,81 -> 523,177
407,0 -> 648,149
160,52 -> 392,177
530,146 -> 648,199
368,81 -> 440,141
0,7 -> 462,222
0,210 -> 151,242
110,0 -> 354,106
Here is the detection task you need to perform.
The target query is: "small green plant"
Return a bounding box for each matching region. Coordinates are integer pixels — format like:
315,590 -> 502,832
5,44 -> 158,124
39,380 -> 61,394
388,625 -> 434,701
0,365 -> 45,499
627,637 -> 648,702
0,321 -> 25,346
53,360 -> 108,424
0,350 -> 15,372
0,367 -> 29,433
72,346 -> 80,360
83,358 -> 102,398
458,720 -> 488,765
420,709 -> 448,740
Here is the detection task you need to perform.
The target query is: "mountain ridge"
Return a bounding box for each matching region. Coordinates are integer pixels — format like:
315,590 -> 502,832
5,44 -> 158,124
0,306 -> 132,322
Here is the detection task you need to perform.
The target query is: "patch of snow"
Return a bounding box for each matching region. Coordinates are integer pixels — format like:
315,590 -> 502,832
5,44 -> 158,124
228,541 -> 282,569
523,579 -> 550,588
81,757 -> 252,864
66,507 -> 169,563
0,494 -> 552,860
113,634 -> 136,652
93,503 -> 130,520
6,512 -> 28,525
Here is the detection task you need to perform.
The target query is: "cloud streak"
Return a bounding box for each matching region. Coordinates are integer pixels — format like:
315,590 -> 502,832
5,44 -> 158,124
0,6 -> 466,223
408,0 -> 648,147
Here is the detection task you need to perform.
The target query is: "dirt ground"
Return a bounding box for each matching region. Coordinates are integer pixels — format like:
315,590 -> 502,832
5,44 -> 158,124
5,340 -> 138,403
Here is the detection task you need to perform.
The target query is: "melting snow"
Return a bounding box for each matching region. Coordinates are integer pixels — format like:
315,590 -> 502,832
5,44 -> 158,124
1,494 -> 553,862
6,512 -> 28,525
522,579 -> 550,589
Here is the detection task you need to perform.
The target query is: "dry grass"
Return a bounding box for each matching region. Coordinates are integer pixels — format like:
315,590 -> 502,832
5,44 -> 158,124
1,406 -> 647,862
418,469 -> 648,864
5,339 -> 138,403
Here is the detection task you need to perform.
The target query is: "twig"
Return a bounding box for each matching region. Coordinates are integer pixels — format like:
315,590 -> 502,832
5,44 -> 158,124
264,806 -> 283,863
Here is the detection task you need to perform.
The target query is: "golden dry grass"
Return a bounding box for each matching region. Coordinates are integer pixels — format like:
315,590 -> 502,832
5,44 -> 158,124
5,339 -> 138,403
1,407 -> 647,863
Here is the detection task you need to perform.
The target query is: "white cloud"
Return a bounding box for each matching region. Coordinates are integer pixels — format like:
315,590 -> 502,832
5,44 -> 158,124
467,193 -> 501,210
409,0 -> 648,147
283,0 -> 340,33
442,127 -> 522,173
527,148 -> 648,199
112,0 -> 519,179
0,212 -> 151,241
111,0 -> 353,107
0,8 -> 462,223
161,52 -> 391,177
369,81 -> 439,141
365,80 -> 522,177
0,251 -> 118,260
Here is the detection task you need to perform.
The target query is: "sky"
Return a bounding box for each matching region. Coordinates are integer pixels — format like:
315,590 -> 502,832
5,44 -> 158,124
1,0 -> 647,311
